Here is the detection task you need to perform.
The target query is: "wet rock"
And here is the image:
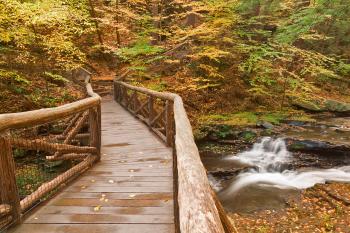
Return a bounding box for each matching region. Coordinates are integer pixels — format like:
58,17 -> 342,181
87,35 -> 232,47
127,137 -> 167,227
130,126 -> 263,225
286,138 -> 350,156
287,139 -> 329,151
209,166 -> 258,180
282,120 -> 307,127
257,121 -> 274,129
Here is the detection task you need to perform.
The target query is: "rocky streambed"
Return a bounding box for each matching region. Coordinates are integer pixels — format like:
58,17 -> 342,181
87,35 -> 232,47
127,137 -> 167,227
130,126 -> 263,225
198,117 -> 350,232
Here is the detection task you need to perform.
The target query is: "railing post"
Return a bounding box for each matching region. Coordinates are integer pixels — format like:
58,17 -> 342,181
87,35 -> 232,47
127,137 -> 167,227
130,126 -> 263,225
97,104 -> 102,157
89,105 -> 101,161
165,100 -> 174,147
0,134 -> 21,226
132,91 -> 138,112
113,82 -> 118,102
148,96 -> 155,127
123,86 -> 128,106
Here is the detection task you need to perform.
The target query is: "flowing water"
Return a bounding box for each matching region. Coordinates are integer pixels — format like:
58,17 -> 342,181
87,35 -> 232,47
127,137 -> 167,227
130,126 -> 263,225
215,137 -> 350,213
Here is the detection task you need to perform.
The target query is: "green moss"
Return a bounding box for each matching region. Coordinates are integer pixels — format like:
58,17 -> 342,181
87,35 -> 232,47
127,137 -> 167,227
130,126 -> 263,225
115,40 -> 164,61
200,111 -> 288,126
28,89 -> 60,107
200,112 -> 258,126
215,125 -> 234,139
261,112 -> 286,124
43,72 -> 68,86
201,114 -> 232,122
147,81 -> 167,92
234,112 -> 259,124
289,142 -> 305,150
286,113 -> 316,122
0,69 -> 30,85
240,130 -> 257,141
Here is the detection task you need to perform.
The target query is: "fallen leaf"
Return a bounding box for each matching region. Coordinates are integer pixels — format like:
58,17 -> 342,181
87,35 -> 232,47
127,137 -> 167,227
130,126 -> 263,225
94,206 -> 101,212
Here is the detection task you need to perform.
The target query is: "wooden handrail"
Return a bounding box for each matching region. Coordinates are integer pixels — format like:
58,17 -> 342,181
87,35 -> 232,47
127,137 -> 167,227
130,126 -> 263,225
0,76 -> 100,132
114,81 -> 226,233
114,81 -> 176,101
0,71 -> 102,231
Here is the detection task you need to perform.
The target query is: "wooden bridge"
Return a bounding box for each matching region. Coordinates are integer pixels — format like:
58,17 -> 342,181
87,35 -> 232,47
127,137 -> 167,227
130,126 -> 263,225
0,78 -> 232,233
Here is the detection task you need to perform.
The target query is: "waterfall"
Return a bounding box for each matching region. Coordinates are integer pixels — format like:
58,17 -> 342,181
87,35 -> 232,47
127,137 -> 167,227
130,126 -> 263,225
225,137 -> 350,194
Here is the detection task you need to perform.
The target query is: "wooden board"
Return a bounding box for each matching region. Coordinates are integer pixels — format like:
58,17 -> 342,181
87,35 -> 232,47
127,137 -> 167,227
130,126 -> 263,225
11,224 -> 175,233
11,97 -> 175,233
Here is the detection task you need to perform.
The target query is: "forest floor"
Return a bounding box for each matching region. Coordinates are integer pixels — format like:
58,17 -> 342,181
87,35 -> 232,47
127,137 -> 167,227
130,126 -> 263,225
0,73 -> 85,114
0,62 -> 116,114
230,183 -> 350,233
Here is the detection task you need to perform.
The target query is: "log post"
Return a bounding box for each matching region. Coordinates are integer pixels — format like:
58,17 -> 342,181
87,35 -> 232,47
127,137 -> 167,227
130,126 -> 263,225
118,85 -> 122,104
132,91 -> 138,112
148,96 -> 155,127
89,106 -> 101,161
97,104 -> 102,158
165,100 -> 174,147
118,84 -> 122,103
113,82 -> 118,102
123,86 -> 129,106
0,134 -> 21,226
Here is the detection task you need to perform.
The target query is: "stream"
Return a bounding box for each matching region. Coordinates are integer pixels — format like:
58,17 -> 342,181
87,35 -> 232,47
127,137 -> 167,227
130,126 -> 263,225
212,137 -> 350,213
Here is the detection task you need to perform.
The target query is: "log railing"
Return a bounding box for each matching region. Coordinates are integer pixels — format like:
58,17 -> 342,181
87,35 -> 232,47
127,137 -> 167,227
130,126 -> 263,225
0,75 -> 101,231
114,81 -> 230,233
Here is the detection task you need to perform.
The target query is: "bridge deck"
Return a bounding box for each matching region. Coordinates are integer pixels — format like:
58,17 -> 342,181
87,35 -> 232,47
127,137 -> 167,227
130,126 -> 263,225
12,97 -> 175,233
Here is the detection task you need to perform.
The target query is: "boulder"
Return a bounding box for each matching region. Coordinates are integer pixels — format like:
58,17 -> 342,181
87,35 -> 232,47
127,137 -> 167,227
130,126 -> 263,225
292,98 -> 325,112
285,138 -> 350,156
257,121 -> 274,129
325,100 -> 350,113
293,97 -> 350,113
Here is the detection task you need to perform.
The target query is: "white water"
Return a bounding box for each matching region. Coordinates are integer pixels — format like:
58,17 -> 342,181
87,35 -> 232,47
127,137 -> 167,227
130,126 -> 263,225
225,137 -> 350,194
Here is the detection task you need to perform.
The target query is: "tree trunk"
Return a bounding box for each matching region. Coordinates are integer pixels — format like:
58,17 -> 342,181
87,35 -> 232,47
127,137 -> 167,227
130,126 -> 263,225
88,0 -> 104,46
115,0 -> 122,46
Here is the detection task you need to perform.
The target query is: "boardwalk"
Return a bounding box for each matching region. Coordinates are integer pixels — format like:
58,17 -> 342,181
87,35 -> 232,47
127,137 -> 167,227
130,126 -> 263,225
11,97 -> 175,233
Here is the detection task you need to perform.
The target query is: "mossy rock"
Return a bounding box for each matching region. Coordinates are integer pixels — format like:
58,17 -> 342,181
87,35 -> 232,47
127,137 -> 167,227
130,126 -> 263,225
292,98 -> 325,112
288,142 -> 306,150
324,100 -> 350,112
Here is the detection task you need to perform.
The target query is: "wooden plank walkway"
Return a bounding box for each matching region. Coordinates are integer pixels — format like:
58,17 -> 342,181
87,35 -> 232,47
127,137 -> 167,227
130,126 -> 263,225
11,97 -> 175,233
